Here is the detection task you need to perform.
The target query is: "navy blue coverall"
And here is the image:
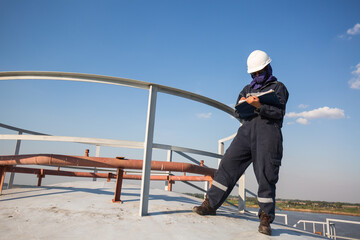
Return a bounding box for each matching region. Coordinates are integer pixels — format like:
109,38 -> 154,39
207,80 -> 289,222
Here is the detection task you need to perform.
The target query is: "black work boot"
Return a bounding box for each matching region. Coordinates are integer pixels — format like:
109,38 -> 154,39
258,211 -> 272,235
193,197 -> 216,215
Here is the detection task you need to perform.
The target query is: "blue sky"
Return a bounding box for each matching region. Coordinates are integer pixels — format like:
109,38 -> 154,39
0,0 -> 359,203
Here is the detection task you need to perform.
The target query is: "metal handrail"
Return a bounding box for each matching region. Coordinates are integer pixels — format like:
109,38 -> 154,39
326,218 -> 360,240
294,218 -> 360,240
0,134 -> 222,159
0,71 -> 237,216
0,125 -> 220,203
0,71 -> 235,117
0,123 -> 49,135
293,220 -> 329,237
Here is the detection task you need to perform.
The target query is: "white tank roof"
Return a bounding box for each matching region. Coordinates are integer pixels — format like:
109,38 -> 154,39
0,181 -> 324,239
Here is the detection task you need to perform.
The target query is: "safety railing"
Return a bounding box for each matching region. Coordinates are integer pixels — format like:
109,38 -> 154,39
0,124 -> 222,186
0,123 -> 50,188
0,71 -> 290,221
293,218 -> 360,239
293,220 -> 333,238
326,218 -> 360,240
1,124 -> 291,227
0,71 -> 236,216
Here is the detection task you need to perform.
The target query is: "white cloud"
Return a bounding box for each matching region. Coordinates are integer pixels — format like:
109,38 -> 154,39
349,63 -> 360,90
339,23 -> 360,39
350,79 -> 360,89
296,118 -> 309,125
298,104 -> 309,109
347,23 -> 360,35
353,63 -> 360,75
196,112 -> 212,119
286,106 -> 345,125
287,107 -> 345,119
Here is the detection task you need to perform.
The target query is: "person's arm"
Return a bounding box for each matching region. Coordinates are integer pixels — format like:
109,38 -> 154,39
234,86 -> 248,120
255,83 -> 289,120
235,87 -> 247,104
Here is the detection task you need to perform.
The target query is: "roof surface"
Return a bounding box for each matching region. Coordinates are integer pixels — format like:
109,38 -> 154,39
0,181 -> 325,240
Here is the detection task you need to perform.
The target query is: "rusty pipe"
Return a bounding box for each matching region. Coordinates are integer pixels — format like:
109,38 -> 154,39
6,166 -> 111,179
6,166 -> 213,182
0,154 -> 216,177
123,174 -> 213,181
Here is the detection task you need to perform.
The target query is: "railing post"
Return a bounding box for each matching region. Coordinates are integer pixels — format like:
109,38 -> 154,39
202,160 -> 209,199
93,145 -> 100,181
8,131 -> 22,189
139,85 -> 157,216
326,219 -> 330,238
209,140 -> 224,199
313,222 -> 315,233
238,174 -> 246,213
165,149 -> 172,191
218,141 -> 224,167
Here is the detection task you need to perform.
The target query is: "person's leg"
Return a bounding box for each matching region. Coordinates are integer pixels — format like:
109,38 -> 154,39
253,154 -> 281,219
207,144 -> 252,210
194,125 -> 252,215
252,122 -> 283,235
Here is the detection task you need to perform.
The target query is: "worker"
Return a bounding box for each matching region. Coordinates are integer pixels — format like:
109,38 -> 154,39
193,50 -> 289,236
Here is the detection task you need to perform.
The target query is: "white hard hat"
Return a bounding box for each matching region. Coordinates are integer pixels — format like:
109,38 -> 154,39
247,50 -> 272,73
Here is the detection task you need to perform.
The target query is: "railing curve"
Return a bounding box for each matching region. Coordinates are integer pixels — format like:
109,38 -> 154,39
0,71 -> 237,216
0,71 -> 235,117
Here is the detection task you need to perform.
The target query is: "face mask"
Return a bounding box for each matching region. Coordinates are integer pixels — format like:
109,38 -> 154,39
250,64 -> 276,89
251,70 -> 267,83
